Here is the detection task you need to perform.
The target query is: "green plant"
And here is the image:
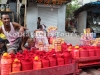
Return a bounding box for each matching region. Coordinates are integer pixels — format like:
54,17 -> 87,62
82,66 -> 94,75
66,0 -> 80,18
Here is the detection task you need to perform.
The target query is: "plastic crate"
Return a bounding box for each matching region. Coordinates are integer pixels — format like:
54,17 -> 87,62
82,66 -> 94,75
10,61 -> 77,75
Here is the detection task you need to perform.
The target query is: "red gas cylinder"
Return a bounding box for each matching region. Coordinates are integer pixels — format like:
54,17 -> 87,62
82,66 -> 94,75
21,56 -> 33,71
48,54 -> 57,67
39,51 -> 46,56
67,44 -> 72,47
9,53 -> 15,62
30,49 -> 35,53
38,51 -> 45,59
67,46 -> 73,52
56,54 -> 64,65
16,52 -> 23,61
35,50 -> 40,55
50,49 -> 56,54
33,56 -> 42,70
80,48 -> 89,57
49,37 -> 54,44
22,49 -> 29,55
61,42 -> 67,52
29,52 -> 35,60
71,46 -> 80,58
63,51 -> 72,64
95,46 -> 100,56
29,52 -> 34,56
12,58 -> 21,72
88,46 -> 95,57
1,53 -> 12,75
41,56 -> 49,68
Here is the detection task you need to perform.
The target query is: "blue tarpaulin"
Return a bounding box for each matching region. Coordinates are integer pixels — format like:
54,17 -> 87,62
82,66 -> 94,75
91,2 -> 100,5
74,1 -> 100,16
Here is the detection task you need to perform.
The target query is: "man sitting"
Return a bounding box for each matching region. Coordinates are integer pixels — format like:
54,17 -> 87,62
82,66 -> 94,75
0,13 -> 29,54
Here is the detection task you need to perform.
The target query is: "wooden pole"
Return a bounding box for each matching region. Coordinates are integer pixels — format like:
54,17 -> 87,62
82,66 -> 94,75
17,0 -> 22,24
17,0 -> 19,23
24,0 -> 27,28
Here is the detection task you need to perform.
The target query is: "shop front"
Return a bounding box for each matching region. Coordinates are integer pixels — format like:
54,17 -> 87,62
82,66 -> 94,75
74,1 -> 100,36
27,0 -> 71,32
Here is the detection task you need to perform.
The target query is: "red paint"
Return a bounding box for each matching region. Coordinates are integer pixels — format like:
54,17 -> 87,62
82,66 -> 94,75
88,46 -> 95,57
41,56 -> 49,68
63,51 -> 72,64
95,46 -> 100,56
80,48 -> 89,57
48,54 -> 57,67
71,48 -> 80,58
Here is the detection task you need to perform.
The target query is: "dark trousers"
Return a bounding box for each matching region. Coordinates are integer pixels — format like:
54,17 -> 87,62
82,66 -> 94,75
0,38 -> 9,54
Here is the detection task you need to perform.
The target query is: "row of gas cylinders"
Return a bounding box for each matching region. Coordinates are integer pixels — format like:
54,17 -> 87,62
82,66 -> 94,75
60,42 -> 100,58
70,46 -> 100,58
45,41 -> 100,58
0,49 -> 72,75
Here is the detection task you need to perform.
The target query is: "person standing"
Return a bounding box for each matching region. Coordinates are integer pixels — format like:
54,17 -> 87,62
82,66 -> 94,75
37,17 -> 41,29
0,13 -> 29,54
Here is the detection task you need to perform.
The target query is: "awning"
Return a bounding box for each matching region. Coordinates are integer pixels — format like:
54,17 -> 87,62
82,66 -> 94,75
34,0 -> 71,5
74,1 -> 100,16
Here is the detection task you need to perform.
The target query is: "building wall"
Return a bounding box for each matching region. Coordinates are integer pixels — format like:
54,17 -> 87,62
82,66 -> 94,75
26,3 -> 66,34
77,11 -> 87,33
26,3 -> 38,32
38,6 -> 58,28
58,5 -> 66,32
0,0 -> 7,4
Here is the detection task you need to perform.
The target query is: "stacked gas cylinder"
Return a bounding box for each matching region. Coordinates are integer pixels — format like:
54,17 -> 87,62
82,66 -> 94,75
69,45 -> 100,58
0,42 -> 73,75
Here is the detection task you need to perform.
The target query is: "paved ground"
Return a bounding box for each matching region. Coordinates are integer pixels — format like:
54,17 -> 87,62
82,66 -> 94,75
61,33 -> 80,46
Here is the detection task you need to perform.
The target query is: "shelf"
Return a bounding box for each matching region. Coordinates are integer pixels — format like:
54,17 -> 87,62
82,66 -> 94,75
0,11 -> 14,13
0,11 -> 14,22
